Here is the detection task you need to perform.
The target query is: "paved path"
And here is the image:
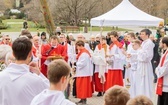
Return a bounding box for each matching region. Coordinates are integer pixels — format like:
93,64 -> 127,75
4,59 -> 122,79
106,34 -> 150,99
69,83 -> 158,105
1,26 -> 156,41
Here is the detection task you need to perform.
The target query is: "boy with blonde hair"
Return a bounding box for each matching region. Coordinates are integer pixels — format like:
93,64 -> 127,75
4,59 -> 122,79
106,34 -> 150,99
127,40 -> 141,98
126,95 -> 153,105
31,59 -> 75,105
104,85 -> 130,105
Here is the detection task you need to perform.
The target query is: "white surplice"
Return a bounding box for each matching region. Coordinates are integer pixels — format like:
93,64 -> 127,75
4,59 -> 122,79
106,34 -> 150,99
128,49 -> 138,98
155,49 -> 168,92
135,39 -> 154,99
124,43 -> 133,86
69,45 -> 76,64
107,44 -> 125,70
31,89 -> 76,105
92,45 -> 109,83
0,63 -> 49,105
125,43 -> 137,90
75,53 -> 93,77
85,43 -> 91,52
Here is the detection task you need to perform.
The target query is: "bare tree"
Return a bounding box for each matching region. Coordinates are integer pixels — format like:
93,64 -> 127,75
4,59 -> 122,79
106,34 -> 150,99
51,0 -> 100,26
160,0 -> 168,23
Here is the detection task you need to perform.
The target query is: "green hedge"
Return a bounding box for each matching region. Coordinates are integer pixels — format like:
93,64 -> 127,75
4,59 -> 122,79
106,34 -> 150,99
0,24 -> 8,29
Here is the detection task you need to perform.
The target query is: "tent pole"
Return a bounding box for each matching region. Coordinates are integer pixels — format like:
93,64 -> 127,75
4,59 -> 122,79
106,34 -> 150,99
100,26 -> 103,37
90,25 -> 92,35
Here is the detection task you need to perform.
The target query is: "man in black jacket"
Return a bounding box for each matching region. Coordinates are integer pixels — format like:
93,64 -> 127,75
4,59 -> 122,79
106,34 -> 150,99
89,35 -> 98,52
150,35 -> 160,83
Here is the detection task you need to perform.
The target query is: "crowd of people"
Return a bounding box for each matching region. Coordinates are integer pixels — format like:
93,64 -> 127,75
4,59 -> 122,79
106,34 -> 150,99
0,27 -> 167,105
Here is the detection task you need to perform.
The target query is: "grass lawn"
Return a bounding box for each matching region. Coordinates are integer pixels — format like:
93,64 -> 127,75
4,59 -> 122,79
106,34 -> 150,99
1,19 -> 46,32
0,19 -> 131,32
86,26 -> 131,31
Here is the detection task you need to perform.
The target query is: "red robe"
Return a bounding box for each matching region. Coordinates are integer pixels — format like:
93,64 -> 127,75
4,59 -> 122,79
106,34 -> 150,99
41,44 -> 65,77
94,44 -> 107,92
105,41 -> 124,91
62,43 -> 68,62
76,48 -> 93,99
32,46 -> 39,57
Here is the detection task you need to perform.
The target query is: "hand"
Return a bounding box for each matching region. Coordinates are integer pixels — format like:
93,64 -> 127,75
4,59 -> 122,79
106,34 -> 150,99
106,54 -> 113,58
47,56 -> 54,60
71,62 -> 74,65
128,64 -> 131,68
29,62 -> 40,75
105,55 -> 109,58
125,64 -> 131,69
122,49 -> 127,55
37,54 -> 42,58
127,54 -> 131,58
108,55 -> 113,58
154,61 -> 157,63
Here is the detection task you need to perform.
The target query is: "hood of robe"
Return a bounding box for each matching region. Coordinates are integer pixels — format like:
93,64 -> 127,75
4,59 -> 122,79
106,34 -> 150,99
32,89 -> 66,105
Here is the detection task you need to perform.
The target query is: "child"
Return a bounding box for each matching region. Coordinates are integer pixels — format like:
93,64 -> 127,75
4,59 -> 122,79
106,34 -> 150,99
92,36 -> 109,96
124,33 -> 136,88
126,95 -> 153,105
104,85 -> 130,105
30,59 -> 75,105
127,40 -> 141,98
105,31 -> 124,91
75,40 -> 93,104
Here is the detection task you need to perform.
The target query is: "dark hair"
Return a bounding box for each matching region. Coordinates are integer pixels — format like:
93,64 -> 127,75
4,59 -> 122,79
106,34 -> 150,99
20,29 -> 32,39
107,32 -> 111,36
162,37 -> 168,46
41,32 -> 46,39
41,32 -> 46,36
76,40 -> 85,47
110,31 -> 118,37
47,59 -> 71,84
140,29 -> 152,37
12,37 -> 32,60
135,32 -> 139,36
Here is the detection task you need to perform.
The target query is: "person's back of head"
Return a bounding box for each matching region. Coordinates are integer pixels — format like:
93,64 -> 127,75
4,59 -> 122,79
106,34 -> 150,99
47,59 -> 71,91
104,85 -> 130,105
20,29 -> 32,40
12,37 -> 32,61
126,95 -> 153,105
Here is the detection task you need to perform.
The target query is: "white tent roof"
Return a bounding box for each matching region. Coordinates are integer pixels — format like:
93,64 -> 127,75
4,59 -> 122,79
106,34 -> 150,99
90,0 -> 164,26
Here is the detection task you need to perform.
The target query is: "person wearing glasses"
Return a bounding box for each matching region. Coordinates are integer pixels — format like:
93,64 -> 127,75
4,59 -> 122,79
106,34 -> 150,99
41,35 -> 65,77
0,35 -> 12,46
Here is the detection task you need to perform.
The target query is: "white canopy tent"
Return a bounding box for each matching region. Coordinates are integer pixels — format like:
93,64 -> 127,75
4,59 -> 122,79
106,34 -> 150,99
90,0 -> 164,26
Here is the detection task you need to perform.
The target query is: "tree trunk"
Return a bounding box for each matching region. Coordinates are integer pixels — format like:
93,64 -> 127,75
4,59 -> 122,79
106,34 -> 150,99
39,0 -> 55,37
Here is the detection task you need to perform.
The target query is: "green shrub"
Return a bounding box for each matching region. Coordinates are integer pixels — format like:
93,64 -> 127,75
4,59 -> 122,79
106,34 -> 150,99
32,23 -> 46,29
0,24 -> 8,29
0,16 -> 6,20
16,12 -> 26,19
